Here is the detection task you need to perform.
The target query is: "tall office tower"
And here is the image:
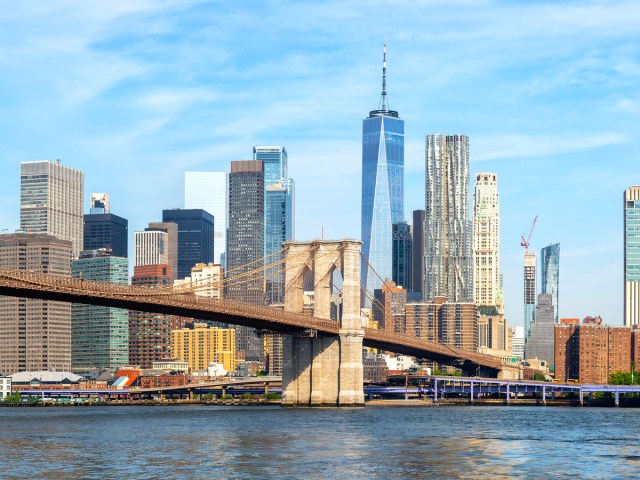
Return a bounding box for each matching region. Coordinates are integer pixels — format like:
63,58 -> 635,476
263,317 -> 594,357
541,243 -> 560,323
361,44 -> 404,297
185,172 -> 228,266
0,234 -> 72,374
162,209 -> 215,280
624,186 -> 640,326
254,146 -> 295,305
20,160 -> 84,259
227,160 -> 265,361
524,250 -> 536,337
134,230 -> 169,267
392,222 -> 412,290
526,293 -> 555,365
411,210 -> 426,296
71,249 -> 129,372
147,222 -> 178,280
473,173 -> 502,312
83,193 -> 128,258
129,265 -> 189,368
424,134 -> 472,302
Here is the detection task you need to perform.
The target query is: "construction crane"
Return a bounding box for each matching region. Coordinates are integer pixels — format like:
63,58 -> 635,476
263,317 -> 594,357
520,215 -> 538,251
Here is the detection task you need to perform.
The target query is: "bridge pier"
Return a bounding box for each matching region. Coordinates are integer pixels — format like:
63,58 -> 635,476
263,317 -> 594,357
281,240 -> 365,407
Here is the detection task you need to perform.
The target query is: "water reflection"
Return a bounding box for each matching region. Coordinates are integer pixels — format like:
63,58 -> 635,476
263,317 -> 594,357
1,406 -> 640,479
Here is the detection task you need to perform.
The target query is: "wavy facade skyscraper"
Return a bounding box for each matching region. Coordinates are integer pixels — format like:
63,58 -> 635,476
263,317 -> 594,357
361,45 -> 404,297
424,134 -> 473,302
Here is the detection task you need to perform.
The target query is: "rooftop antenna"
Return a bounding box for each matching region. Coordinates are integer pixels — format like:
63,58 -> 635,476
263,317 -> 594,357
380,42 -> 388,111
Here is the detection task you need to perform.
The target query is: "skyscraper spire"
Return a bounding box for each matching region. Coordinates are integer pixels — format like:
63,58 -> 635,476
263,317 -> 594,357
369,43 -> 398,118
380,42 -> 388,111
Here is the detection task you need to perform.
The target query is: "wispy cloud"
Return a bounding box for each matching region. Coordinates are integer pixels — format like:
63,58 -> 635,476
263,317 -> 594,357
473,133 -> 627,161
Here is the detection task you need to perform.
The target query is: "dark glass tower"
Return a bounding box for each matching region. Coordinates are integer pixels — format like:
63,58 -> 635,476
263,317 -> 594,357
227,160 -> 265,361
361,44 -> 404,298
83,196 -> 128,258
411,210 -> 426,295
161,209 -> 214,279
392,221 -> 412,290
84,214 -> 128,258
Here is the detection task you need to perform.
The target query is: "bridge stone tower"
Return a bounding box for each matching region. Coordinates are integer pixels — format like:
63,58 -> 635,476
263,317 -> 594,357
281,239 -> 365,407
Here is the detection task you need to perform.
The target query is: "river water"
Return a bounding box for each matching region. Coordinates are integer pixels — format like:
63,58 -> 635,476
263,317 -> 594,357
0,405 -> 638,479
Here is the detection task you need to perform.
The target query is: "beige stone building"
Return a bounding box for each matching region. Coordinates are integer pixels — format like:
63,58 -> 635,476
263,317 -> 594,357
472,173 -> 502,313
172,324 -> 236,373
174,263 -> 224,299
477,309 -> 512,358
0,234 -> 72,374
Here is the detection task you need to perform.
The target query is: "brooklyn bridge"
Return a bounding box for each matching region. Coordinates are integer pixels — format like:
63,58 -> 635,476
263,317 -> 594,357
0,239 -> 523,406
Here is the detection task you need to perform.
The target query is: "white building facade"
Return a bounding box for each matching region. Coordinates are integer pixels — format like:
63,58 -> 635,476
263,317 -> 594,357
134,230 -> 169,267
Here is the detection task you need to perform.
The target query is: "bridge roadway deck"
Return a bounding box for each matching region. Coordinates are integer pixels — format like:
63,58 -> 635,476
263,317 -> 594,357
0,268 -> 503,371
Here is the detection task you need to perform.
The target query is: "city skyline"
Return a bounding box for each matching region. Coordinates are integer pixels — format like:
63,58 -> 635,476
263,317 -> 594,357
1,1 -> 639,326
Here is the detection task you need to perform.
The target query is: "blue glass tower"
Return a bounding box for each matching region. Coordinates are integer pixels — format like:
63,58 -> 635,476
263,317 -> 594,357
361,44 -> 404,297
540,243 -> 560,324
253,146 -> 295,305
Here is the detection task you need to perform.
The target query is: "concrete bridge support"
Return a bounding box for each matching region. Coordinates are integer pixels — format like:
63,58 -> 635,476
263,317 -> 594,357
281,240 -> 365,407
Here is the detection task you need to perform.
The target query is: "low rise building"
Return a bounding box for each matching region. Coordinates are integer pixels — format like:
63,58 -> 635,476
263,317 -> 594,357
10,371 -> 83,390
1,376 -> 11,399
152,360 -> 189,374
139,372 -> 189,389
363,354 -> 390,384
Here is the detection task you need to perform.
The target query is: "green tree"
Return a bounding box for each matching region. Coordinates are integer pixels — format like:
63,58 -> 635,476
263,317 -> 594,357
533,373 -> 547,382
4,391 -> 20,403
609,370 -> 633,385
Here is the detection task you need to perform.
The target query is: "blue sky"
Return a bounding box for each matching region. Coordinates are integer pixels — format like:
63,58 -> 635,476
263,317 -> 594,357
1,1 -> 639,326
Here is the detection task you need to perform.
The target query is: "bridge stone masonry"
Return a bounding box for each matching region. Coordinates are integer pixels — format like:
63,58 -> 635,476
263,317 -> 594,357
281,240 -> 365,407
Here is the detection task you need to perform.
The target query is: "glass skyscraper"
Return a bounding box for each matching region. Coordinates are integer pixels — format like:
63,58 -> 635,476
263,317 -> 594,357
361,45 -> 404,297
84,193 -> 128,258
625,186 -> 640,326
540,243 -> 560,324
72,249 -> 129,372
253,146 -> 295,306
162,209 -> 215,280
185,172 -> 227,266
392,221 -> 412,291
